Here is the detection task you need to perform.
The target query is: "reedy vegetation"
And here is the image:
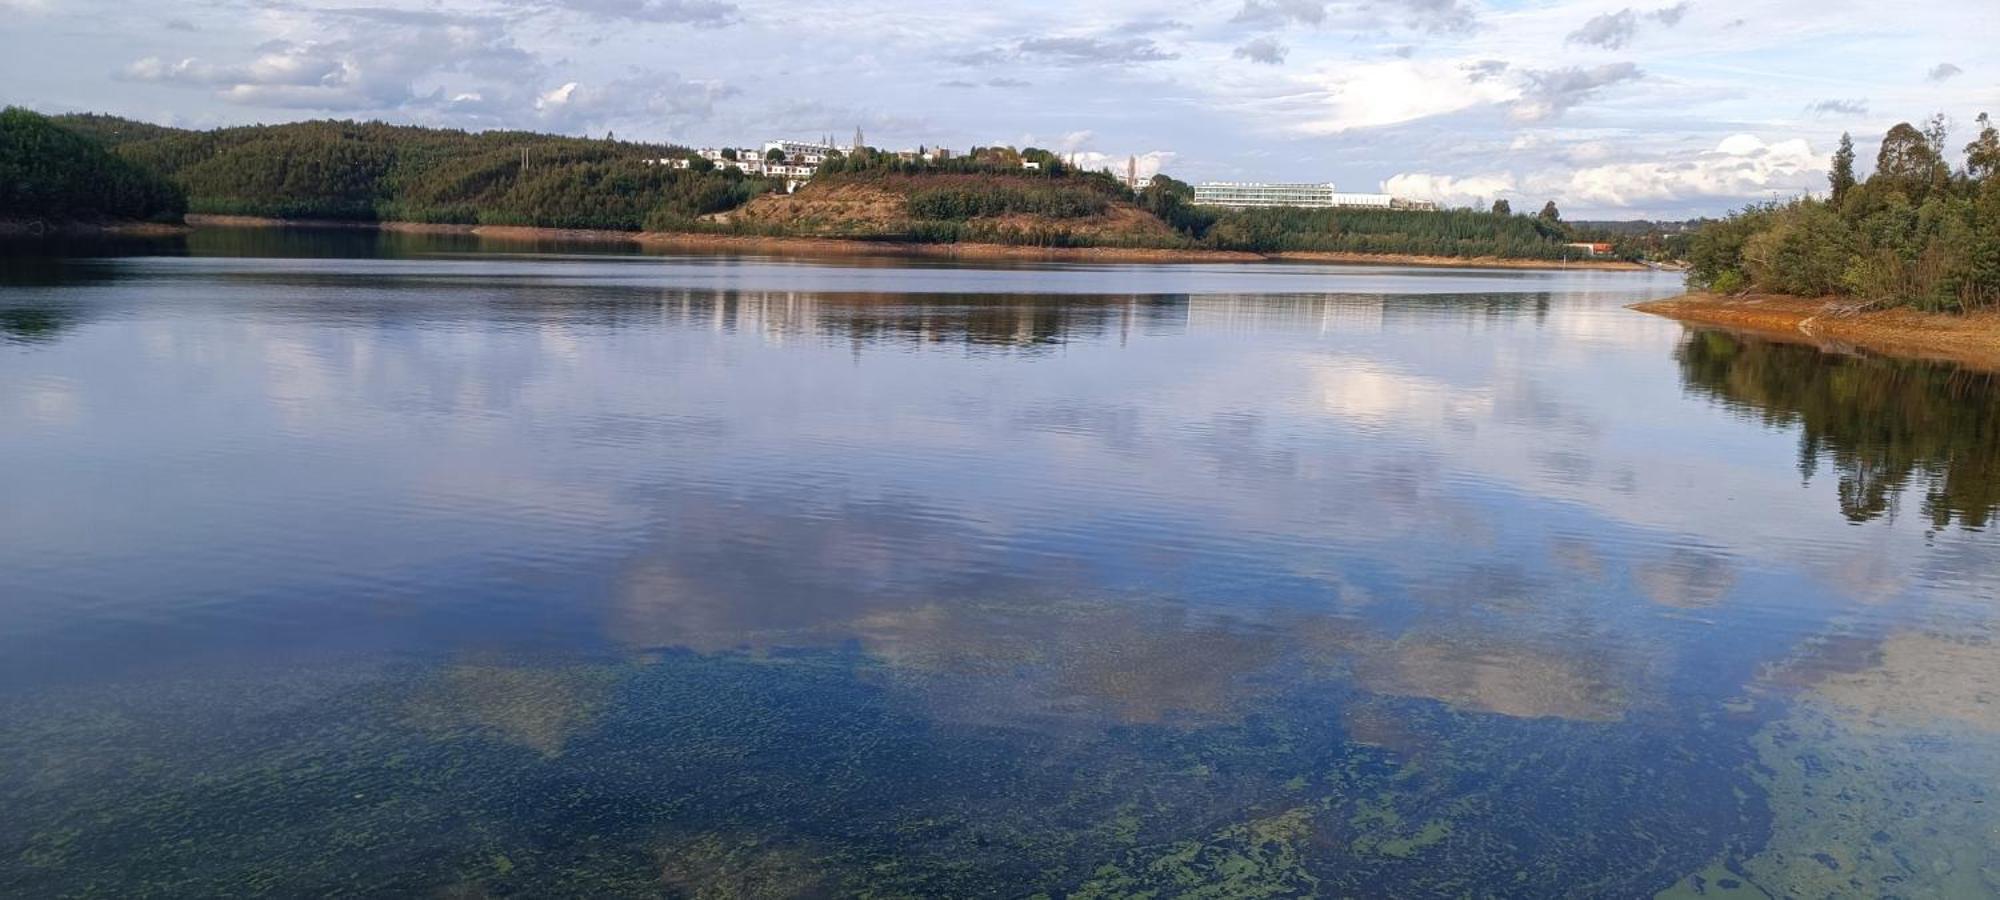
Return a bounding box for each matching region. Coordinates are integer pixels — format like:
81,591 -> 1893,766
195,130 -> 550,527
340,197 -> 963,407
1688,113 -> 2000,312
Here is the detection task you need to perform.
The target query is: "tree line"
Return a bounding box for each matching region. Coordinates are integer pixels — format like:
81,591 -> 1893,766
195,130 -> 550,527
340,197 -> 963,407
1688,113 -> 2000,311
36,114 -> 778,232
1,108 -> 186,223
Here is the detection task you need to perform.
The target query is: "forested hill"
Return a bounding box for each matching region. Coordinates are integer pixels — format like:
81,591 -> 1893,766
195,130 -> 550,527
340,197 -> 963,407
48,114 -> 772,231
1,108 -> 186,224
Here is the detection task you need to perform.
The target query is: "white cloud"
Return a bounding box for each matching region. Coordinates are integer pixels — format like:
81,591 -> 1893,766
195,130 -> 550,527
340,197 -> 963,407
1382,172 -> 1518,206
1387,134 -> 1822,213
1067,149 -> 1178,182
1563,134 -> 1819,207
1293,60 -> 1518,133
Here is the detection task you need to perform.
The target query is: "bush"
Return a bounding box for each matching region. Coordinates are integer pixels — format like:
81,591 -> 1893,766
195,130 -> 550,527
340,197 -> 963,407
1686,112 -> 2000,311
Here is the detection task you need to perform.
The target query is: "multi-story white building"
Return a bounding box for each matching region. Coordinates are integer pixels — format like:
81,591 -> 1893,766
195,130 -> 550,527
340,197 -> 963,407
763,140 -> 840,165
1193,181 -> 1437,211
1193,182 -> 1339,208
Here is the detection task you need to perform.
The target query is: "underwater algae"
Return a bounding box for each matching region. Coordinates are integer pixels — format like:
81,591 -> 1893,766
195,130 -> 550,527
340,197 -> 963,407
2,635 -> 1769,898
1662,628 -> 2000,898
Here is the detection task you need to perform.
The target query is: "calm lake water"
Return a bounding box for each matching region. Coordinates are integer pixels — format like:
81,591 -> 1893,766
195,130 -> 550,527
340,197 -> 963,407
4,230 -> 1998,897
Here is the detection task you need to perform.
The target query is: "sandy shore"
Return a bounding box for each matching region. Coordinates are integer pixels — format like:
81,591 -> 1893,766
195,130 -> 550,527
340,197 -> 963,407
183,215 -> 1651,271
1633,293 -> 2000,371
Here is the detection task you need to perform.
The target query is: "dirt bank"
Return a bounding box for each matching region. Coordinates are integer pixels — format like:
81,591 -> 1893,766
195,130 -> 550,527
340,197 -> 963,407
1633,293 -> 2000,371
182,215 -> 1654,270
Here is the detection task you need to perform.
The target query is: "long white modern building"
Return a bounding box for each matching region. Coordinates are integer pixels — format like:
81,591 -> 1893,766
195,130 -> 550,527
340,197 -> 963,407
1193,181 -> 1436,211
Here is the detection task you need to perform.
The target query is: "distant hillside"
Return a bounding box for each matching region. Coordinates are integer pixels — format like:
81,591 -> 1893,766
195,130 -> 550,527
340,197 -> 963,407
13,111 -> 1632,263
716,170 -> 1186,248
1,108 -> 186,225
48,115 -> 772,231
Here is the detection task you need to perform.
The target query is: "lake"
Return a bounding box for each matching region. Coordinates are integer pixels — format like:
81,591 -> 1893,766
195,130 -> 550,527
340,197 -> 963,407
4,229 -> 1998,897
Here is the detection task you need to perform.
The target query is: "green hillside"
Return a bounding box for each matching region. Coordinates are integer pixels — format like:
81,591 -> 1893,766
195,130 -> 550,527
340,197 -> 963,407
1,108 -> 186,224
53,115 -> 776,231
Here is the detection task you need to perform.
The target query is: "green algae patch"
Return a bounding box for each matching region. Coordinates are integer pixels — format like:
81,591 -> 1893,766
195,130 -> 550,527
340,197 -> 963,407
1348,794 -> 1453,859
1074,807 -> 1321,900
1733,700 -> 2000,897
1367,818 -> 1452,859
1656,857 -> 1774,898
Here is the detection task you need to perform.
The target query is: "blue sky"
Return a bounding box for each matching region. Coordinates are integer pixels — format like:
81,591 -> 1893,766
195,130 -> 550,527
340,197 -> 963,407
4,0 -> 1995,217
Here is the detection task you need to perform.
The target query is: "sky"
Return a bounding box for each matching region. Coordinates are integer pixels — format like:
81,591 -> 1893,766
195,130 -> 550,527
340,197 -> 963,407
3,0 -> 1996,218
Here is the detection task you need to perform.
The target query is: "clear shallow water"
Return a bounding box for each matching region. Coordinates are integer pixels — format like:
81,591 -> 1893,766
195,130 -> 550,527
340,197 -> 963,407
3,231 -> 1998,897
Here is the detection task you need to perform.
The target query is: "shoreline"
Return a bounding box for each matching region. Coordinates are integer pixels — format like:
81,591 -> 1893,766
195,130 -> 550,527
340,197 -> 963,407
1,218 -> 190,238
1632,292 -> 2000,371
183,215 -> 1651,271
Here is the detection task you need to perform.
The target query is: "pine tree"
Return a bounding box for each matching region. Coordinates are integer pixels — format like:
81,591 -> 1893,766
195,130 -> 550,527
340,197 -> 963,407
1538,200 -> 1561,222
1829,132 -> 1856,204
1491,198 -> 1511,216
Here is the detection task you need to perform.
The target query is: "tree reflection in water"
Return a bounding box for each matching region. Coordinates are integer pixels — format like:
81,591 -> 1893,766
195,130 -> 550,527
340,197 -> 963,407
1675,329 -> 2000,530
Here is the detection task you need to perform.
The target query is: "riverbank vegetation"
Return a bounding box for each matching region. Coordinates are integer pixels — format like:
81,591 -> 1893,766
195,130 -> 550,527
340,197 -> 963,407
1687,113 -> 2000,312
13,109 -> 1652,263
1,108 -> 186,224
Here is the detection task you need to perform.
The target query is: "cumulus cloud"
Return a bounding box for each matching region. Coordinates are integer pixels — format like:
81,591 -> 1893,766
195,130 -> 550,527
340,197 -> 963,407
1569,134 -> 1821,207
1511,63 -> 1643,122
1383,172 -> 1518,206
117,4 -> 544,114
1389,134 -> 1821,213
113,8 -> 735,132
1566,4 -> 1691,49
1234,36 -> 1289,65
1927,62 -> 1963,82
1806,98 -> 1867,116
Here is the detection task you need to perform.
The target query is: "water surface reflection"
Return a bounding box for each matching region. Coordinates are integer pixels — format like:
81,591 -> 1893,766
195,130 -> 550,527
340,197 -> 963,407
2,244 -> 1996,896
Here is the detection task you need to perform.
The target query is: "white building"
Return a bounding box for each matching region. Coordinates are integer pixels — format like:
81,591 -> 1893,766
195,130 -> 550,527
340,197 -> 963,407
1193,181 -> 1436,211
763,140 -> 839,165
1193,182 -> 1336,208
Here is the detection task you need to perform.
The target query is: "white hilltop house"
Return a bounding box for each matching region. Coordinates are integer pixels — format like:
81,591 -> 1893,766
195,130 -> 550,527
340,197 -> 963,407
650,137 -> 955,193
